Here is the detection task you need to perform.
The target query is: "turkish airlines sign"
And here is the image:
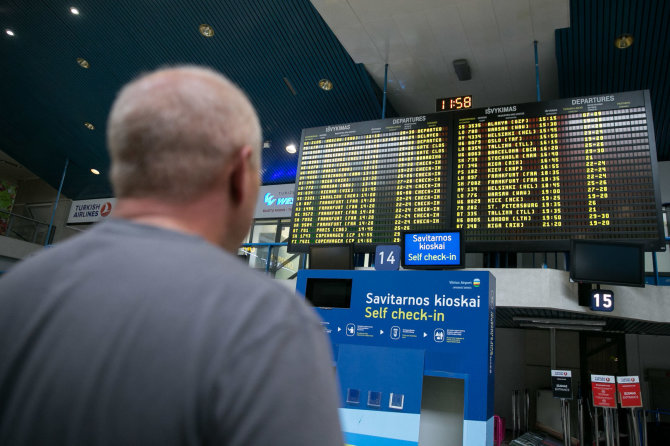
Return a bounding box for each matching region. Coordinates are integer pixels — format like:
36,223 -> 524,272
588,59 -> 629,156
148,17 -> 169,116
591,374 -> 617,408
551,370 -> 572,399
617,376 -> 643,408
68,198 -> 116,224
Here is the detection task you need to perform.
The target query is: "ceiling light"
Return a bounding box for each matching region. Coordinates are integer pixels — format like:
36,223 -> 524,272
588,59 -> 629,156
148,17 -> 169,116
514,316 -> 606,332
84,122 -> 95,130
285,144 -> 297,154
283,77 -> 297,96
513,317 -> 605,326
90,168 -> 100,175
5,29 -> 15,37
199,24 -> 214,37
70,7 -> 80,15
318,79 -> 333,91
453,59 -> 471,81
519,323 -> 603,332
614,34 -> 633,49
77,57 -> 90,69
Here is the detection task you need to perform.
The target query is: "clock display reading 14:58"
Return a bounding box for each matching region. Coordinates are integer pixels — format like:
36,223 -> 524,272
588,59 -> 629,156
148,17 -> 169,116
436,95 -> 472,112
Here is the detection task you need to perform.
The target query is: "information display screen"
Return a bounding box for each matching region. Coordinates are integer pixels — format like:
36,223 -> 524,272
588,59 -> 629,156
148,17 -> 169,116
455,91 -> 663,250
289,115 -> 450,251
401,230 -> 463,269
289,90 -> 664,252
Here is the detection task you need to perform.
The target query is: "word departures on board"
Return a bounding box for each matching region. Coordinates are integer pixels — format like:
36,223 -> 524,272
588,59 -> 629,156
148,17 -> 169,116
288,90 -> 665,253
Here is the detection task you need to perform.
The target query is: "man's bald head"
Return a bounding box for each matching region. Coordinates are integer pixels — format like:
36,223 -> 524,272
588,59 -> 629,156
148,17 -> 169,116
107,66 -> 262,202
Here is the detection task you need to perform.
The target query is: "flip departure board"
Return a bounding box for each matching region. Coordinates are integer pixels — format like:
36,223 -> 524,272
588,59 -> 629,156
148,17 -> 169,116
289,115 -> 450,251
455,91 -> 663,251
288,90 -> 664,252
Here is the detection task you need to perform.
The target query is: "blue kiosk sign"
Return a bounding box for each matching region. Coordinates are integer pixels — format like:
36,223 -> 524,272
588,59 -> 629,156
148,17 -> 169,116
402,231 -> 463,268
297,270 -> 496,446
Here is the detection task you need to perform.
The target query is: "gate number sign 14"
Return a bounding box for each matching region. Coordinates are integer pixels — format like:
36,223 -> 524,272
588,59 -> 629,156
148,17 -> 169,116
375,245 -> 400,271
590,290 -> 614,312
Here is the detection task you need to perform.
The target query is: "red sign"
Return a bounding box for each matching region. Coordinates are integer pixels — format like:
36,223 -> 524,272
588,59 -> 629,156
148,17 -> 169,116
617,376 -> 643,408
591,374 -> 617,408
100,202 -> 113,217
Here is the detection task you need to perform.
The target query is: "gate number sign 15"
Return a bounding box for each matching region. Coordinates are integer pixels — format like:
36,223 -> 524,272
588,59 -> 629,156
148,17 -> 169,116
590,290 -> 614,312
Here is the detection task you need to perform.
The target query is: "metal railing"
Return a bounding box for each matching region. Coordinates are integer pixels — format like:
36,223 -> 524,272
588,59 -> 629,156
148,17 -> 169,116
0,210 -> 53,245
239,242 -> 306,279
647,408 -> 670,423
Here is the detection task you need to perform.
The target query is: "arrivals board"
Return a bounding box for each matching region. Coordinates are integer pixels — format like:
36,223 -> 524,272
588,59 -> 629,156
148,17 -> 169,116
289,115 -> 450,251
288,90 -> 664,252
455,91 -> 663,251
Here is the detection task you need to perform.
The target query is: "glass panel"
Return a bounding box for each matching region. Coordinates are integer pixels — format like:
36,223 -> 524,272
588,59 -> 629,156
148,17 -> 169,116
646,212 -> 669,275
279,225 -> 290,242
272,245 -> 300,280
247,223 -> 277,271
237,219 -> 300,278
237,228 -> 253,261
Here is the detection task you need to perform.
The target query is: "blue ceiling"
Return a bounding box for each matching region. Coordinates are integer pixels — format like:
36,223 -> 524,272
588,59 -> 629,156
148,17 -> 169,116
556,0 -> 670,160
0,0 -> 668,200
0,0 -> 393,199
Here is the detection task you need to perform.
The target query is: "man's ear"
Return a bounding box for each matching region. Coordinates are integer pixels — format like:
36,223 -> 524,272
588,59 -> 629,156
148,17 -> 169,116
229,145 -> 254,206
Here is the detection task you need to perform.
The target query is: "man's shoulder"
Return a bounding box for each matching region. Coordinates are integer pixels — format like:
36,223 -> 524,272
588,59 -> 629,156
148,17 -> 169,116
1,218 -> 318,341
1,219 -> 214,277
1,219 -> 288,302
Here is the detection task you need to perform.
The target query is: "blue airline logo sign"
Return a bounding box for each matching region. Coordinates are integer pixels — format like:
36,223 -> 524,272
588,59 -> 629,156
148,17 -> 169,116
254,184 -> 295,219
264,193 -> 276,205
264,193 -> 293,206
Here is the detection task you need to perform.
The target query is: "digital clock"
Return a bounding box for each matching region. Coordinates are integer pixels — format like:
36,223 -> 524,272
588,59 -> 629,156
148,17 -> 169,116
436,95 -> 472,111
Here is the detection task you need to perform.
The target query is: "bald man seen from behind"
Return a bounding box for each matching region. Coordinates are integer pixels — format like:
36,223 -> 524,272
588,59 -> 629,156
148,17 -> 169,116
0,66 -> 344,446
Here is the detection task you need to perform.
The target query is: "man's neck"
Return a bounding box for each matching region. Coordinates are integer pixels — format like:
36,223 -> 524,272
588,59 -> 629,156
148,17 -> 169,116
112,196 -> 235,252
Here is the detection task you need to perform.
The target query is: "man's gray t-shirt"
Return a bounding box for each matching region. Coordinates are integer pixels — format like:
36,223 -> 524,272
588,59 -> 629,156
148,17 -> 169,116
0,219 -> 343,446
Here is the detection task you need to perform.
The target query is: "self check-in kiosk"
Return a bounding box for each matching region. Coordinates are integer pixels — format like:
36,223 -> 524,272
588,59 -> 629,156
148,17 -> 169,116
297,269 -> 496,446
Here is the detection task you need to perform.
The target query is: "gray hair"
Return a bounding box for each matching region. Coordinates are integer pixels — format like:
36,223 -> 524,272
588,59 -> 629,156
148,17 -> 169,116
107,66 -> 262,201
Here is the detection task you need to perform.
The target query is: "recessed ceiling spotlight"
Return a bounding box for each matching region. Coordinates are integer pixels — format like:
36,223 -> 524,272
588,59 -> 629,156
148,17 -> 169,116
199,24 -> 214,37
318,79 -> 333,91
90,168 -> 100,175
77,57 -> 90,68
285,144 -> 297,154
70,7 -> 80,15
5,29 -> 15,37
614,34 -> 633,49
84,122 -> 95,130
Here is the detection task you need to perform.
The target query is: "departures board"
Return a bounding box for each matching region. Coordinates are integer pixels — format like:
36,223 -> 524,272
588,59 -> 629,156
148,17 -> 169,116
288,90 -> 665,252
290,115 -> 450,251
